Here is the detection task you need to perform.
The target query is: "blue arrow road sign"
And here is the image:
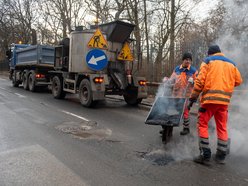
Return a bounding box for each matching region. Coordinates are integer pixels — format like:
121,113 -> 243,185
86,49 -> 108,71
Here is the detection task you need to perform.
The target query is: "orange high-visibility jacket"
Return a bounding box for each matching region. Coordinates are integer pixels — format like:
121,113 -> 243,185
170,64 -> 198,97
191,53 -> 243,105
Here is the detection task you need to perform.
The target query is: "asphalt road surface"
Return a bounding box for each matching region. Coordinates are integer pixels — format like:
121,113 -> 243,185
0,75 -> 248,186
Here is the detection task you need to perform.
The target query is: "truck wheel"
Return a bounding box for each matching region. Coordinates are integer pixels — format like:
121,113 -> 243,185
23,71 -> 29,90
12,77 -> 19,87
12,71 -> 19,87
123,86 -> 141,105
124,95 -> 140,105
161,126 -> 173,144
28,70 -> 36,92
52,76 -> 66,99
79,79 -> 95,107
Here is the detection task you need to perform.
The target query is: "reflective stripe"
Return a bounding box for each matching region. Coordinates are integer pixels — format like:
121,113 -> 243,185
217,143 -> 228,148
217,146 -> 227,152
184,121 -> 190,125
191,93 -> 199,98
218,139 -> 228,146
200,137 -> 209,143
202,96 -> 230,103
199,137 -> 209,148
184,118 -> 190,122
194,88 -> 202,93
200,143 -> 209,149
202,90 -> 232,97
217,139 -> 228,152
183,118 -> 190,128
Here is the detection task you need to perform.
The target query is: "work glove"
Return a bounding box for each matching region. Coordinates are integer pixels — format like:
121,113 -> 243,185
162,76 -> 169,83
188,77 -> 194,84
187,98 -> 197,110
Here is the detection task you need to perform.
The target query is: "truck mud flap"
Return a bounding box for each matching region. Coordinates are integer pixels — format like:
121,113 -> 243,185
145,97 -> 186,127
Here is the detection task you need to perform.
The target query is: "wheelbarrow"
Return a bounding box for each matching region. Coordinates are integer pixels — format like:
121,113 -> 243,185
145,96 -> 187,143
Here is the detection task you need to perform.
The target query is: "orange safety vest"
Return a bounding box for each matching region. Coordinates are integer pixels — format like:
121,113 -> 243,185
191,53 -> 243,105
170,64 -> 198,98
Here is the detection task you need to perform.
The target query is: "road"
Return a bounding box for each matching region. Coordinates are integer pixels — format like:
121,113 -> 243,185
0,75 -> 247,186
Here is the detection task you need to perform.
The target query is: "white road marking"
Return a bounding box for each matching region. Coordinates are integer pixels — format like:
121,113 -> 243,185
14,93 -> 26,98
0,145 -> 87,185
0,87 -> 6,90
60,110 -> 89,122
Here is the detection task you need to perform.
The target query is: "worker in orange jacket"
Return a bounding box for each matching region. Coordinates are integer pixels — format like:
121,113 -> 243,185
168,52 -> 198,135
188,45 -> 243,165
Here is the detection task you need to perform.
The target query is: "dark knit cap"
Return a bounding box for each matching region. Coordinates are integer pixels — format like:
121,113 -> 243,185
208,45 -> 221,55
182,52 -> 192,61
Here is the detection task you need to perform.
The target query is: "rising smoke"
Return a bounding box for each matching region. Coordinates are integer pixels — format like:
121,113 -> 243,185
149,0 -> 248,161
217,0 -> 248,157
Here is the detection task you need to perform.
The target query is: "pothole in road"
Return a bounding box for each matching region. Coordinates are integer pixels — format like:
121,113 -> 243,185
137,149 -> 175,166
56,121 -> 112,140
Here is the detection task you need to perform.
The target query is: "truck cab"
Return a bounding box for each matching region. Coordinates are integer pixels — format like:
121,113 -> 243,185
7,44 -> 30,80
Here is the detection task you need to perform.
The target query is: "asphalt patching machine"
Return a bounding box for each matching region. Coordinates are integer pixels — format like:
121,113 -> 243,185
50,20 -> 147,107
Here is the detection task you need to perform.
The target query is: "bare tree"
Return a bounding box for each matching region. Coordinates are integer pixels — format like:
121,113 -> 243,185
125,0 -> 143,74
0,0 -> 38,44
38,0 -> 86,40
85,0 -> 114,23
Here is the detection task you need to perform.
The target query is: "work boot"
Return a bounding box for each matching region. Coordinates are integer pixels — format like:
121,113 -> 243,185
180,128 -> 190,135
214,150 -> 226,164
193,155 -> 211,166
180,118 -> 190,135
193,148 -> 211,165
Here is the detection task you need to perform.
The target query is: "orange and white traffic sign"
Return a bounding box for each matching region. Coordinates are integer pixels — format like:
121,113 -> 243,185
87,28 -> 108,50
117,42 -> 134,61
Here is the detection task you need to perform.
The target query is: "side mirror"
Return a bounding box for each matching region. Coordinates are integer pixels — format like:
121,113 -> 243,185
6,50 -> 11,59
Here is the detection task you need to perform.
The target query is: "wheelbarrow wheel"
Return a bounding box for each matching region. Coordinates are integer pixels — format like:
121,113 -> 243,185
162,126 -> 173,144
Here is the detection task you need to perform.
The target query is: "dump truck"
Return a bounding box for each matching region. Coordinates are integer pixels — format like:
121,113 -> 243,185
50,20 -> 147,107
8,44 -> 55,91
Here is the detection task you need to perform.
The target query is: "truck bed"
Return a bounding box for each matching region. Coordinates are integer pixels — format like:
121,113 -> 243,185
16,45 -> 55,67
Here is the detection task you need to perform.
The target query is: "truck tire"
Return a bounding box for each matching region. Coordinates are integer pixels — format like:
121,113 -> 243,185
23,70 -> 29,90
123,86 -> 142,105
12,71 -> 19,87
52,76 -> 66,99
124,96 -> 142,105
12,77 -> 19,87
28,70 -> 36,92
79,79 -> 96,107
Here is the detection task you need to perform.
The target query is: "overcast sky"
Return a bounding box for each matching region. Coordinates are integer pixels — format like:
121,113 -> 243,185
192,0 -> 219,21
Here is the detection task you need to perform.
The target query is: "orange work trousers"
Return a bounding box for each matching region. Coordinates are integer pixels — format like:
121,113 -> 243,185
183,99 -> 189,119
197,104 -> 228,141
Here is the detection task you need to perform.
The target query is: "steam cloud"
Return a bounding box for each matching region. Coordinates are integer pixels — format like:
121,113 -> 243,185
150,0 -> 248,161
217,0 -> 248,157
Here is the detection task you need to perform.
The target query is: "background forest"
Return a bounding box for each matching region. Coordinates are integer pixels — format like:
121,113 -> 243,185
0,0 -> 247,82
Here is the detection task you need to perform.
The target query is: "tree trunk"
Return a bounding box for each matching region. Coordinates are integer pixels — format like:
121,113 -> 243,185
143,0 -> 150,81
169,0 -> 175,73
